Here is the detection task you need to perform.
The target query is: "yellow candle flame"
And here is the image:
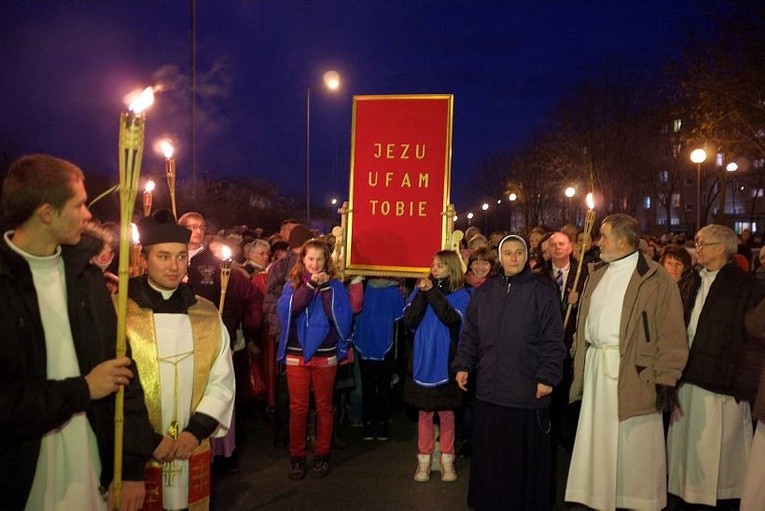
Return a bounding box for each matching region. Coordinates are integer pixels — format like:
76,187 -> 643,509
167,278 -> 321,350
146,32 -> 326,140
126,87 -> 155,114
131,223 -> 140,244
586,192 -> 595,210
221,245 -> 232,261
145,179 -> 155,193
159,139 -> 175,159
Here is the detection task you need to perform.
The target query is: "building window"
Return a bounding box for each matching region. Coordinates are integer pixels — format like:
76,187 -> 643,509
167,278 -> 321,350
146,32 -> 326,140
659,171 -> 668,184
644,196 -> 652,209
684,178 -> 694,186
672,193 -> 681,208
660,123 -> 669,134
685,203 -> 694,211
673,119 -> 682,132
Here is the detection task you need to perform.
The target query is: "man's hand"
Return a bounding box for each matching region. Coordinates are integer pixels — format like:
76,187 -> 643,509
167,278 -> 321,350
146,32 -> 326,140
107,480 -> 145,511
152,435 -> 174,463
84,357 -> 133,400
170,431 -> 200,460
154,432 -> 201,463
566,290 -> 579,306
536,383 -> 553,399
456,371 -> 469,391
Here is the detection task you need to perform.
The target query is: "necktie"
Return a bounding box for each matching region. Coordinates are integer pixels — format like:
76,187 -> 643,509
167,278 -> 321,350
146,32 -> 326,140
556,269 -> 564,302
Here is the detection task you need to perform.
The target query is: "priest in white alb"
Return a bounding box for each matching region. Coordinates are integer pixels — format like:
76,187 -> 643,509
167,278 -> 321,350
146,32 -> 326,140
126,209 -> 235,511
565,214 -> 688,510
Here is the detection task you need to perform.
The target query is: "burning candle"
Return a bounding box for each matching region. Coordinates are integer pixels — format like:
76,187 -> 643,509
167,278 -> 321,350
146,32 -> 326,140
143,179 -> 155,217
159,139 -> 177,220
219,245 -> 233,312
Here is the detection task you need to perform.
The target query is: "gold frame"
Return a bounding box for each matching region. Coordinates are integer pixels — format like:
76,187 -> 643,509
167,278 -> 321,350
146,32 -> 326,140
344,94 -> 454,278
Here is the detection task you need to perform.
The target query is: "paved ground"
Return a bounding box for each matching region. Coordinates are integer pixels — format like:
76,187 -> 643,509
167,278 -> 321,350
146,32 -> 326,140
210,406 -> 573,510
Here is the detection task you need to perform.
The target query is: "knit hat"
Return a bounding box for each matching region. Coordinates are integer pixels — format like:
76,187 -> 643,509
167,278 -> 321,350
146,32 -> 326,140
497,234 -> 528,265
137,209 -> 191,247
288,224 -> 313,249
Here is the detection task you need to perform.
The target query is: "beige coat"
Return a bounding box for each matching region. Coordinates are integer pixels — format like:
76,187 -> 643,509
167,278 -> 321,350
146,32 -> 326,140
570,253 -> 688,421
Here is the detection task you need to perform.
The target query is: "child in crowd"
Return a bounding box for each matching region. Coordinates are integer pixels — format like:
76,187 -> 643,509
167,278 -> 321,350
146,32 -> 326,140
403,250 -> 470,482
277,239 -> 353,480
353,277 -> 406,441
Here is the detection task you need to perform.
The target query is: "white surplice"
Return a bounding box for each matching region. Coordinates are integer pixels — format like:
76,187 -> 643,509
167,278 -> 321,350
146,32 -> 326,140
566,252 -> 666,510
153,312 -> 234,510
667,268 -> 752,506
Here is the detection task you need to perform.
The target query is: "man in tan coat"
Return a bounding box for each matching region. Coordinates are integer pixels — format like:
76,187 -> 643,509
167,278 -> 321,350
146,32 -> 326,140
565,214 -> 688,510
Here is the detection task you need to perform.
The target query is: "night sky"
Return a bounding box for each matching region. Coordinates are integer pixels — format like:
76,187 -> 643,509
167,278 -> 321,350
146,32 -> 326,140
0,1 -> 705,216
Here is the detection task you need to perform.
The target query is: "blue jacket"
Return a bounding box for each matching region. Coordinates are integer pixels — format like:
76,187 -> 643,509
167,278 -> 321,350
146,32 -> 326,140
277,278 -> 353,363
453,267 -> 566,409
353,284 -> 404,361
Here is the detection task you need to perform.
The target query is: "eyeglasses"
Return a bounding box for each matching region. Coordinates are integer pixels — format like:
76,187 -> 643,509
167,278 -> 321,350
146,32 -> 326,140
185,224 -> 206,232
694,241 -> 721,249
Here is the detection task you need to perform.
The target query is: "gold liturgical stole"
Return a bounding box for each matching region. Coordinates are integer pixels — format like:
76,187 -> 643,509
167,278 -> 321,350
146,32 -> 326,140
122,298 -> 221,435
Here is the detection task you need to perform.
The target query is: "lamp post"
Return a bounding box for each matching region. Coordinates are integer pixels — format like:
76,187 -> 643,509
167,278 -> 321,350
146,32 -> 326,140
467,212 -> 474,226
481,202 -> 489,233
690,148 -> 707,232
306,70 -> 341,225
564,186 -> 576,224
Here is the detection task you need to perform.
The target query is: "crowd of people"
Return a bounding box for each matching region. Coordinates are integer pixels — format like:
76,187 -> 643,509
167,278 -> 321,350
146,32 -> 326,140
2,153 -> 765,511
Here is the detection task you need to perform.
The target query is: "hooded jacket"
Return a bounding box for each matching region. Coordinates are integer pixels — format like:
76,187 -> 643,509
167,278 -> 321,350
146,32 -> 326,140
277,277 -> 353,363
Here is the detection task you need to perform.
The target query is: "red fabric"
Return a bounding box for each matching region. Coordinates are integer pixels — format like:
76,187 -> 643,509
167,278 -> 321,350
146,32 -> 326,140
252,271 -> 277,407
417,410 -> 455,455
286,361 -> 337,458
142,449 -> 211,511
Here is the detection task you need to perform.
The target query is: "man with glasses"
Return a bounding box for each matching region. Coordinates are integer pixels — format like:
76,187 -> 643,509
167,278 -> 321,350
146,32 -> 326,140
668,224 -> 765,509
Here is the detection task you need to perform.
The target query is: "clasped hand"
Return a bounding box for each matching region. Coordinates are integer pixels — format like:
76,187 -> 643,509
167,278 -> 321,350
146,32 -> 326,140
152,432 -> 200,463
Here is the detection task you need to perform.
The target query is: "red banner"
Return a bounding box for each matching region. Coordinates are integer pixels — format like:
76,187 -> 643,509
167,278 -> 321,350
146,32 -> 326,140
345,95 -> 453,277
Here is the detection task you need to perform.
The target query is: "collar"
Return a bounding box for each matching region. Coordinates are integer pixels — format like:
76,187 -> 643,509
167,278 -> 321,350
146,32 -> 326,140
128,276 -> 198,313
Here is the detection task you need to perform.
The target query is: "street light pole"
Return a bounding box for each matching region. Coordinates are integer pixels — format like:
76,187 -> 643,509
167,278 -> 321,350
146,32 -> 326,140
306,87 -> 311,224
305,71 -> 341,226
690,148 -> 707,232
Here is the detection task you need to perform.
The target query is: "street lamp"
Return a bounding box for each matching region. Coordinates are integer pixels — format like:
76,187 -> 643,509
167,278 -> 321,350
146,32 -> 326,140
564,186 -> 576,224
481,202 -> 489,233
508,193 -> 518,232
307,70 -> 341,224
467,212 -> 474,226
690,148 -> 707,232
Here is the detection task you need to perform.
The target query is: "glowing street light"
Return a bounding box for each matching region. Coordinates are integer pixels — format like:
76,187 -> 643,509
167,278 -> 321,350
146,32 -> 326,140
690,148 -> 707,231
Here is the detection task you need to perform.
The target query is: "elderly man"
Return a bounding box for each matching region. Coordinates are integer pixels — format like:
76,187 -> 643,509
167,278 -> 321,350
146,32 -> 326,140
667,224 -> 765,508
535,231 -> 588,451
565,214 -> 688,510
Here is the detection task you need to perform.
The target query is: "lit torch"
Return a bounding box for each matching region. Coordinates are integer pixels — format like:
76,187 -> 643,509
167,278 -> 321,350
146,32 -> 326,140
114,85 -> 154,509
219,245 -> 233,313
142,179 -> 155,217
159,139 -> 177,220
563,192 -> 596,330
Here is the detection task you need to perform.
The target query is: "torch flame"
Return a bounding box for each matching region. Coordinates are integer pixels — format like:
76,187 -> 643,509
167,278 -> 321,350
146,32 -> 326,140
586,192 -> 595,210
127,86 -> 155,114
145,179 -> 155,193
159,139 -> 175,159
131,223 -> 140,244
221,245 -> 232,261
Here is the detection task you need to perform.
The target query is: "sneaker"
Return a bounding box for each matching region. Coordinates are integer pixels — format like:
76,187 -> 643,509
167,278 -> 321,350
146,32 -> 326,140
376,422 -> 389,441
289,457 -> 306,480
310,456 -> 330,479
362,423 -> 375,441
